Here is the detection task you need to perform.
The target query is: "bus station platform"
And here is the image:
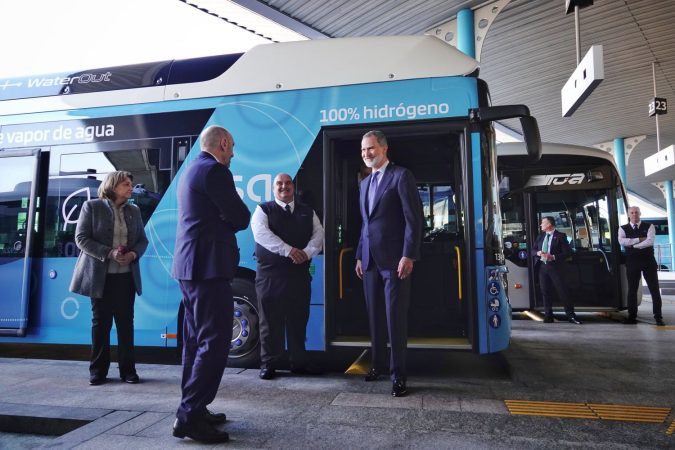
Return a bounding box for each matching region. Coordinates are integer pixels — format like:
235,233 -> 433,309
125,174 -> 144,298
1,298 -> 674,449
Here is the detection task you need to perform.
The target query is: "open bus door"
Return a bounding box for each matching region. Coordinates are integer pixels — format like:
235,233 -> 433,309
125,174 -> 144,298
526,186 -> 623,311
322,122 -> 472,352
0,149 -> 41,336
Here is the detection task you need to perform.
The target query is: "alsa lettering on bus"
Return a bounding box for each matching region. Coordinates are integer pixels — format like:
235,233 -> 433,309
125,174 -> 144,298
319,102 -> 450,124
26,72 -> 112,88
233,174 -> 273,203
0,124 -> 115,146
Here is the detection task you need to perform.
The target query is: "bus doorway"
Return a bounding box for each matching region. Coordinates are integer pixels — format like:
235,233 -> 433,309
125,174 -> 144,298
527,189 -> 622,312
323,122 -> 471,351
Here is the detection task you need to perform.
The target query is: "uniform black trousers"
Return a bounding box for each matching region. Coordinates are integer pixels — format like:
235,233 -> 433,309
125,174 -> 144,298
626,254 -> 663,320
538,263 -> 575,318
90,272 -> 136,378
256,273 -> 311,370
363,266 -> 411,382
177,277 -> 233,424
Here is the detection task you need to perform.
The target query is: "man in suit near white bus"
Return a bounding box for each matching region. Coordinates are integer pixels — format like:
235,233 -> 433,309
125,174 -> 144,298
355,130 -> 422,397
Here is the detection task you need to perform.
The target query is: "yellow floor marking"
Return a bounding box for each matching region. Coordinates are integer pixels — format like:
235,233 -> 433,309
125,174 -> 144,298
666,420 -> 675,435
588,404 -> 671,423
505,400 -> 672,424
504,400 -> 597,419
655,325 -> 675,330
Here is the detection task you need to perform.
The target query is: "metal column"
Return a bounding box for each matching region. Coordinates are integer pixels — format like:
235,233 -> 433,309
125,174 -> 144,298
457,9 -> 475,58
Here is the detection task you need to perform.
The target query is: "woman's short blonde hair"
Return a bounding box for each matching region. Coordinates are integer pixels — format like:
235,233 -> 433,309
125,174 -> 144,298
97,171 -> 133,201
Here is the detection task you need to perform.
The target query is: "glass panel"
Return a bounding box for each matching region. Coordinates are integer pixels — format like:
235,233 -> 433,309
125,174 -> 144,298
43,148 -> 170,257
0,154 -> 37,330
418,184 -> 457,238
573,211 -> 591,249
432,185 -> 456,233
0,156 -> 35,258
501,193 -> 527,266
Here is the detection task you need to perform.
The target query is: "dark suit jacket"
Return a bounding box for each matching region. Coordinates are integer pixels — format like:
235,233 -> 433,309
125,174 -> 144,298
356,163 -> 422,271
70,199 -> 148,298
171,152 -> 251,281
532,229 -> 571,266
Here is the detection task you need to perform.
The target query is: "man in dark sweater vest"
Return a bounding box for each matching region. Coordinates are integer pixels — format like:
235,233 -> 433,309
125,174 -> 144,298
251,173 -> 324,379
618,206 -> 666,326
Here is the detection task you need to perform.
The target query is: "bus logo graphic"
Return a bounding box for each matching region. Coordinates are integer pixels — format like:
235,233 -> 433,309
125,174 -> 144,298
62,187 -> 92,230
524,173 -> 585,187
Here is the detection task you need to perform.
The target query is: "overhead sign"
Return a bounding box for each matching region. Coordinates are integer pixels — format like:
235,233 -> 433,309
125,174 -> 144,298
648,97 -> 667,117
561,45 -> 604,117
644,144 -> 675,177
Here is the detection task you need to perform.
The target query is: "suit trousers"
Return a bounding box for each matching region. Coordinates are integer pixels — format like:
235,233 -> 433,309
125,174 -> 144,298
177,278 -> 233,424
256,273 -> 311,369
363,266 -> 411,381
90,272 -> 136,378
538,263 -> 575,318
626,254 -> 663,320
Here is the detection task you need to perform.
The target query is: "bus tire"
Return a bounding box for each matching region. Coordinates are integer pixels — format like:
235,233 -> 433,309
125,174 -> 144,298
228,278 -> 260,368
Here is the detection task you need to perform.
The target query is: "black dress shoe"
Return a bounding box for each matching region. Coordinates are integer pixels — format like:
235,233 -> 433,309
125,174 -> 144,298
121,373 -> 140,384
203,408 -> 226,424
89,375 -> 107,386
391,379 -> 407,397
655,318 -> 666,326
173,418 -> 229,443
567,317 -> 582,324
623,317 -> 638,324
259,368 -> 276,380
291,364 -> 323,375
364,368 -> 382,382
543,316 -> 554,324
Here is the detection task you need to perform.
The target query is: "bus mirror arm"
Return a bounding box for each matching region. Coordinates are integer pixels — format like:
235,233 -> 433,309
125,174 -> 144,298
469,105 -> 542,163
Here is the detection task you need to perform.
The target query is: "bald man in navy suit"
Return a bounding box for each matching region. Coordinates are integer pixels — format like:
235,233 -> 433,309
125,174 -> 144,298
355,130 -> 422,398
171,125 -> 250,443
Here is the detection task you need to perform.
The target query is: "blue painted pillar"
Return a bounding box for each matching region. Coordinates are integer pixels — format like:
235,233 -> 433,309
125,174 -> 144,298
613,138 -> 627,187
457,9 -> 475,58
666,180 -> 675,270
613,138 -> 626,216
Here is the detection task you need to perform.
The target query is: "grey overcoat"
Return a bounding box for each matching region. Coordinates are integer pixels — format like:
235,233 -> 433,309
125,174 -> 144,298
69,199 -> 148,299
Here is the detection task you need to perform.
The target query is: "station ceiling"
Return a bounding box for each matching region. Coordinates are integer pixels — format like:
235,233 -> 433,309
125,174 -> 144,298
220,0 -> 675,210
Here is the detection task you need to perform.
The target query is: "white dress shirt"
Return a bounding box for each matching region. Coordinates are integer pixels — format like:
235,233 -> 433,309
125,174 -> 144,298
251,198 -> 324,258
618,221 -> 655,249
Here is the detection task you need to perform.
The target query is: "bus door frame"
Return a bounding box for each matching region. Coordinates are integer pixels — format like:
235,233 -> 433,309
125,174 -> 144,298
0,148 -> 42,336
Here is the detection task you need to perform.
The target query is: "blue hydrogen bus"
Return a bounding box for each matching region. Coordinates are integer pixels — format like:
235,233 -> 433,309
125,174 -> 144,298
0,36 -> 540,366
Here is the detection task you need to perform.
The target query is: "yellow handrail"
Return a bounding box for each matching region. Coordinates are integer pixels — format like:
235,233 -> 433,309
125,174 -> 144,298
454,245 -> 462,301
339,247 -> 354,299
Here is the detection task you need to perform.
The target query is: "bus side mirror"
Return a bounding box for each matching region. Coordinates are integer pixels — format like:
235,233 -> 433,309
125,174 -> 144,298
469,105 -> 542,163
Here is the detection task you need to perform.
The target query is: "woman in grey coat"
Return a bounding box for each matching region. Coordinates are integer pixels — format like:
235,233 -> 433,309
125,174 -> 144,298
70,171 -> 148,386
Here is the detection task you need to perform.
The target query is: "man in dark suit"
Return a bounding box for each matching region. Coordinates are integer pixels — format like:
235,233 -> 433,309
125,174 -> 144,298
618,206 -> 666,326
533,216 -> 581,324
251,173 -> 324,380
171,125 -> 251,443
355,130 -> 422,397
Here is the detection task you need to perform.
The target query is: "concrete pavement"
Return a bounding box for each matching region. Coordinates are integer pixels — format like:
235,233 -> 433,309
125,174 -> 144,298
1,299 -> 673,449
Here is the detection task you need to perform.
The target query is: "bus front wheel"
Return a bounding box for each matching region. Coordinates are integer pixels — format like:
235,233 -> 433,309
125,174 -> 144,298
229,278 -> 260,368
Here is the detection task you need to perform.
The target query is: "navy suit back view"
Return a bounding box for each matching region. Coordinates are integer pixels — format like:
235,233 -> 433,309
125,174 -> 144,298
172,145 -> 250,429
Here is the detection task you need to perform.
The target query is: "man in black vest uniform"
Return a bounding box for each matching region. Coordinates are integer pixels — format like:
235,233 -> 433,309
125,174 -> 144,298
251,173 -> 324,379
618,206 -> 666,326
